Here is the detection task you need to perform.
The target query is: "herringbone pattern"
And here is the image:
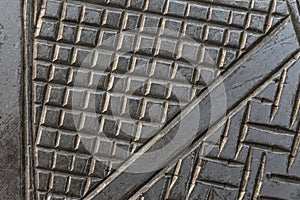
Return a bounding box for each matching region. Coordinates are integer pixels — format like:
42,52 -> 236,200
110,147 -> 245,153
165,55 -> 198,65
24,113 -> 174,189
136,60 -> 300,199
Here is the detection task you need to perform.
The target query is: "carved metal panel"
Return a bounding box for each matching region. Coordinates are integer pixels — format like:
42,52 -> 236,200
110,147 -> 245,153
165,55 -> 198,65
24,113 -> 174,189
18,0 -> 300,199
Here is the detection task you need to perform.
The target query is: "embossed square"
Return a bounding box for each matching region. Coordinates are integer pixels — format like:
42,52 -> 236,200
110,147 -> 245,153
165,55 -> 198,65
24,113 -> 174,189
128,0 -> 145,10
100,30 -> 118,49
210,8 -> 230,23
35,42 -> 55,61
107,0 -> 127,7
86,91 -> 106,113
68,177 -> 87,197
137,35 -> 157,55
115,54 -> 132,74
83,7 -> 103,25
97,139 -> 113,156
174,63 -> 196,83
54,153 -> 73,171
119,32 -> 136,52
77,136 -> 95,154
131,56 -> 151,76
52,65 -> 71,84
82,114 -> 101,133
170,84 -> 192,102
53,45 -> 73,64
34,63 -> 51,81
34,83 -> 47,104
152,59 -> 173,79
44,0 -> 63,19
143,100 -> 165,123
125,13 -> 141,30
94,50 -> 114,71
36,149 -> 54,168
127,78 -> 147,95
206,26 -> 225,45
227,30 -> 243,48
65,88 -> 87,109
71,70 -> 91,87
188,4 -> 209,20
103,119 -> 118,137
231,11 -> 247,27
147,0 -> 167,13
38,128 -> 58,147
47,85 -> 66,106
180,42 -> 201,63
43,107 -> 61,127
124,97 -> 143,119
103,10 -> 122,29
61,110 -> 83,131
148,82 -> 169,99
37,171 -> 50,191
142,15 -> 161,33
162,18 -> 183,37
105,94 -> 124,114
73,48 -> 94,67
58,132 -> 77,150
58,23 -> 78,43
38,20 -> 59,40
186,22 -> 204,41
52,174 -> 68,193
157,37 -> 178,59
90,72 -> 109,90
110,74 -> 127,92
166,0 -> 187,16
64,3 -> 82,22
73,156 -> 91,175
114,143 -> 131,159
119,121 -> 136,139
77,27 -> 99,47
249,14 -> 266,32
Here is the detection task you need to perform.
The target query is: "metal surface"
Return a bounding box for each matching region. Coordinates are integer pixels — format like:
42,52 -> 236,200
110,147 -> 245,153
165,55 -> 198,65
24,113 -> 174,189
1,0 -> 300,199
0,0 -> 23,199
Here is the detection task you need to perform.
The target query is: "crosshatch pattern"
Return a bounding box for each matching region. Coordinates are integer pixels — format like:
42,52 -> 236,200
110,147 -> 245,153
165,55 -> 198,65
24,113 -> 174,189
31,0 -> 289,199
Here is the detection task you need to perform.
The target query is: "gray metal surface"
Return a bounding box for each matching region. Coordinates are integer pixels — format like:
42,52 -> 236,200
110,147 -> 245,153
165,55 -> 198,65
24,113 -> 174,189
0,0 -> 23,199
1,0 -> 300,199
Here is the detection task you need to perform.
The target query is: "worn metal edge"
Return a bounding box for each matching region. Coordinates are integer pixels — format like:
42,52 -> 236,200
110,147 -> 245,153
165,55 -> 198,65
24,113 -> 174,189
23,0 -> 36,199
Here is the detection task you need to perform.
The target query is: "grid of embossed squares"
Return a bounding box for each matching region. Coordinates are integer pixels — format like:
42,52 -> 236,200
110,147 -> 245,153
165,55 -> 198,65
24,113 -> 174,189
34,0 -> 210,149
33,44 -> 203,197
33,1 -> 203,198
35,124 -> 131,198
33,52 -> 202,134
33,0 -> 287,147
36,0 -> 286,71
32,60 -> 186,198
34,0 -> 285,131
